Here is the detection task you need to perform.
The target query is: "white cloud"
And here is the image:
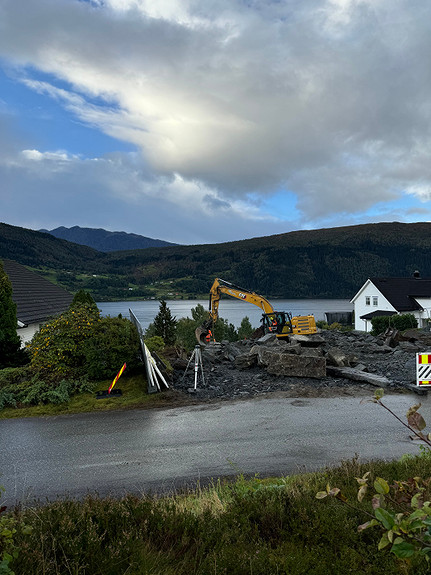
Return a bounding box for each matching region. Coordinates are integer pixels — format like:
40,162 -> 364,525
1,0 -> 431,241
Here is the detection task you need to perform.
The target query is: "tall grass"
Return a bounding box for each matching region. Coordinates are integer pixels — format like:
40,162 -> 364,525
7,454 -> 431,574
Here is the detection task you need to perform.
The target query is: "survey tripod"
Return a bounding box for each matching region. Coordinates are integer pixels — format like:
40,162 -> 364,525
182,345 -> 206,390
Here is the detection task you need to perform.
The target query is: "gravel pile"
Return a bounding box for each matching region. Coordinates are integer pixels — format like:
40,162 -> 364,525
169,329 -> 431,402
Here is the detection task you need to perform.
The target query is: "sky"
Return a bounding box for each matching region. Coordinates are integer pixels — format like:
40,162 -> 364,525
1,0 -> 431,245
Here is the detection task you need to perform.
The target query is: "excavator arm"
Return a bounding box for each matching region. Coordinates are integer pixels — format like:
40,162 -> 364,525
195,278 -> 317,344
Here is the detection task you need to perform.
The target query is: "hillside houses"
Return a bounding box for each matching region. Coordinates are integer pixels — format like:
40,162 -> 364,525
2,259 -> 73,346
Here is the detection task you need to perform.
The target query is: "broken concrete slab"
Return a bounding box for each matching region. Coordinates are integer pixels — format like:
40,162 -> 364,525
289,334 -> 326,347
264,351 -> 326,378
235,354 -> 258,369
326,366 -> 391,387
326,347 -> 350,367
257,333 -> 278,345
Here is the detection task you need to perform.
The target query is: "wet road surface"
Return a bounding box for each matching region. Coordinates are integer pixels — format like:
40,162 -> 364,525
1,393 -> 430,506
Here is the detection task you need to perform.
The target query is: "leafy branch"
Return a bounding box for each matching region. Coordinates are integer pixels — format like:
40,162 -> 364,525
316,389 -> 431,563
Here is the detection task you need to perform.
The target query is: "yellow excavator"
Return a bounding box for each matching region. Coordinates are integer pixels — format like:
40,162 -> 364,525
195,278 -> 317,344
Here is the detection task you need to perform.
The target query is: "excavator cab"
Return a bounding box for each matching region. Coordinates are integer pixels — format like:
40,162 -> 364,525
262,312 -> 292,339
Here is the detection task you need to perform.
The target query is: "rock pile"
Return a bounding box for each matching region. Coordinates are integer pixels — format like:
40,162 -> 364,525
170,328 -> 431,401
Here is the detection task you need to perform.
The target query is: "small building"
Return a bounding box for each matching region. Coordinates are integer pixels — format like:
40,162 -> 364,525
350,272 -> 431,332
2,259 -> 74,346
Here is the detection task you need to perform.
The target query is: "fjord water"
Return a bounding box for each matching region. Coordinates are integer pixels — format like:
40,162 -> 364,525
97,299 -> 353,331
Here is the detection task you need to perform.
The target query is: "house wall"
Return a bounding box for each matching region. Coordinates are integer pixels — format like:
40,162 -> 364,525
412,298 -> 431,328
352,282 -> 396,331
17,323 -> 40,347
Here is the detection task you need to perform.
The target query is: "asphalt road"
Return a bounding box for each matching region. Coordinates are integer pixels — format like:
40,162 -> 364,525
1,392 -> 431,506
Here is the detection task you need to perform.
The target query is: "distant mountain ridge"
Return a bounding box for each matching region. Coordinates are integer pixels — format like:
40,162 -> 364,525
39,225 -> 178,252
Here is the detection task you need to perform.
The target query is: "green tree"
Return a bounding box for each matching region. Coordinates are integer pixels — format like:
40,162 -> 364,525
152,300 -> 177,346
70,290 -> 97,308
175,317 -> 199,350
237,316 -> 254,340
0,260 -> 27,368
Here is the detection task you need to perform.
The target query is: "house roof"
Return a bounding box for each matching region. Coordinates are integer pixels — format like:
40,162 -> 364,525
369,276 -> 431,312
360,310 -> 396,321
2,259 -> 73,326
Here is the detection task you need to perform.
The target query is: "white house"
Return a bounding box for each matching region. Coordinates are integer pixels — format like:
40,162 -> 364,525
2,259 -> 74,346
351,272 -> 431,332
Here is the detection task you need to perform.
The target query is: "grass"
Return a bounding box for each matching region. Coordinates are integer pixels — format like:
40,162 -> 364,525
0,374 -> 174,419
5,455 -> 431,575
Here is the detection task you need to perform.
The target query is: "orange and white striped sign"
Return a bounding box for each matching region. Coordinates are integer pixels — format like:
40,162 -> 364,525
416,353 -> 431,386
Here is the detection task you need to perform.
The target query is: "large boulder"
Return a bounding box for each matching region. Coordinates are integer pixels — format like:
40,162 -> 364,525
262,349 -> 326,378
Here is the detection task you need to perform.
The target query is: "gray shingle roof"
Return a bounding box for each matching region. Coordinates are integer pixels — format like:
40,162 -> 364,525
2,259 -> 73,325
370,276 -> 431,312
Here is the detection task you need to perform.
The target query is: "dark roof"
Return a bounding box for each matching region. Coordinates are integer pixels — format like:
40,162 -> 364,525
2,259 -> 73,325
360,310 -> 396,320
370,277 -> 431,312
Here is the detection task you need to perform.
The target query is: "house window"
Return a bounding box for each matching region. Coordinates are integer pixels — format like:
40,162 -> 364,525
373,296 -> 378,306
365,296 -> 370,306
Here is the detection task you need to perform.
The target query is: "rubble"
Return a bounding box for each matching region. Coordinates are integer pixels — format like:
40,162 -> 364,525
170,328 -> 431,402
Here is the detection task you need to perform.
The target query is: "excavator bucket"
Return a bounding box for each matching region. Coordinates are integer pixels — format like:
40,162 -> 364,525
195,325 -> 209,345
195,320 -> 213,345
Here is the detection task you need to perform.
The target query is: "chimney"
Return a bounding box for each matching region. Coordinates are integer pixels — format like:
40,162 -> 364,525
413,270 -> 421,279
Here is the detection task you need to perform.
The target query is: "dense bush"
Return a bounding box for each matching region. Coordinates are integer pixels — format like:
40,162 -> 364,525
0,376 -> 95,409
83,316 -> 140,380
371,313 -> 418,335
0,305 -> 141,409
27,304 -> 140,382
27,304 -> 101,379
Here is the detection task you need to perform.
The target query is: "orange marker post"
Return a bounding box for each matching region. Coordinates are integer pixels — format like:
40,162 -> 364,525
108,363 -> 126,394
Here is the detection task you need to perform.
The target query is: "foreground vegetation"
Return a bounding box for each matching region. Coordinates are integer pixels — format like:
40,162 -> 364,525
1,455 -> 431,575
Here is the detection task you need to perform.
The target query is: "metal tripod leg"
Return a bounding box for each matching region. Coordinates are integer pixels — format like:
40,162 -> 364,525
182,345 -> 206,390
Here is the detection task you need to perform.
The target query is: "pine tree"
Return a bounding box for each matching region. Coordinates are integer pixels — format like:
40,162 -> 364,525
0,260 -> 27,368
238,316 -> 254,340
153,300 -> 177,346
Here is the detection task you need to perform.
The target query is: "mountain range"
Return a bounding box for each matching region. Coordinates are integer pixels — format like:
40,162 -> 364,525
39,226 -> 178,252
2,221 -> 431,300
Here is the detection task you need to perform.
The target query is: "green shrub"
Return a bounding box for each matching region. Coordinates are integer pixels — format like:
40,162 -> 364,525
28,304 -> 101,379
27,305 -> 140,382
0,376 -> 95,407
0,366 -> 31,390
83,316 -> 140,380
371,313 -> 418,335
144,336 -> 165,354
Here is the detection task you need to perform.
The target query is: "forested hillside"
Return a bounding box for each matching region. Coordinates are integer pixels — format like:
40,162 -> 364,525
1,221 -> 431,300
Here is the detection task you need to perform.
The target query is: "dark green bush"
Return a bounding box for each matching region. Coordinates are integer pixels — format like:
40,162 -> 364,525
0,376 -> 95,407
371,313 -> 418,335
83,316 -> 141,380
